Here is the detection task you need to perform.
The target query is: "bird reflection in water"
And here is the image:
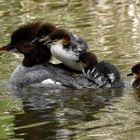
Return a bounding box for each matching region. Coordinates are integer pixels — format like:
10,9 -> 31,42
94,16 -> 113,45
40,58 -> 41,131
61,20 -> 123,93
9,87 -> 123,140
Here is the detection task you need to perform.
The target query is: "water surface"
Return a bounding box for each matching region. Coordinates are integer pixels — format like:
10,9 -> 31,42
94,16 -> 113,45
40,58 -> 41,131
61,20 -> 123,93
0,0 -> 140,140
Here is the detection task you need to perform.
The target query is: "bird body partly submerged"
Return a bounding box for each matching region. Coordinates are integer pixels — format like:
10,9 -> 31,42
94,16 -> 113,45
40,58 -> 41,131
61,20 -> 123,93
8,62 -> 124,89
0,20 -> 124,89
79,52 -> 124,88
82,61 -> 124,88
9,63 -> 95,89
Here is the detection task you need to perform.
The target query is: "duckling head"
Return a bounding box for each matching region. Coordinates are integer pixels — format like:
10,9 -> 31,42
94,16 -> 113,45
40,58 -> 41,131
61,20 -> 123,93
40,28 -> 88,57
79,52 -> 98,69
127,63 -> 140,80
127,63 -> 140,88
39,28 -> 89,71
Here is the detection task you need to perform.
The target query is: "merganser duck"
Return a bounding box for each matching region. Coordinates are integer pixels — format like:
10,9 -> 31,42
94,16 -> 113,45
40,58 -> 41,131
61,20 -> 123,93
1,43 -> 95,89
127,63 -> 140,88
0,20 -> 56,66
0,21 -> 96,89
9,62 -> 97,89
1,41 -> 94,89
79,52 -> 124,88
35,28 -> 89,71
0,21 -> 123,89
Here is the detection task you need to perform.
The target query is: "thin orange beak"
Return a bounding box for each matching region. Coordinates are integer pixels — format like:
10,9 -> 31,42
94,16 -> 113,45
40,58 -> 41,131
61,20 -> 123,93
0,44 -> 14,52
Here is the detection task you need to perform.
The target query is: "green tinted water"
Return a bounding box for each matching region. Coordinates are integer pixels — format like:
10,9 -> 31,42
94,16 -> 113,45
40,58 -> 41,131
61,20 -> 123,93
0,0 -> 140,140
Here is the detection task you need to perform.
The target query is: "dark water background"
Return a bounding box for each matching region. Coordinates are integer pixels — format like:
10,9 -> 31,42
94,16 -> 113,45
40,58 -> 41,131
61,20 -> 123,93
0,0 -> 140,139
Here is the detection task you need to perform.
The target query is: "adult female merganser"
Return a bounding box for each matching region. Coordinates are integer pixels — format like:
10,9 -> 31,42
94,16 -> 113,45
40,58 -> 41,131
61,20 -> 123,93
0,21 -> 123,89
79,52 -> 124,88
127,63 -> 140,88
9,62 -> 96,89
36,28 -> 89,71
0,21 -> 95,89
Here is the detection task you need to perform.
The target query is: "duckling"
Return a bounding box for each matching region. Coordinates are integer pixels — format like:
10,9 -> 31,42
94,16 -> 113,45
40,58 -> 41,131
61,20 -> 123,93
36,28 -> 89,71
79,52 -> 124,88
127,63 -> 140,88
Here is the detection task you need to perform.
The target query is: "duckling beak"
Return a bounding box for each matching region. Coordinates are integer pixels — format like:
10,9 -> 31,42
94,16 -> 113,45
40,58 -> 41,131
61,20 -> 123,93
31,37 -> 40,44
0,44 -> 14,51
32,36 -> 53,47
39,36 -> 53,45
43,38 -> 52,46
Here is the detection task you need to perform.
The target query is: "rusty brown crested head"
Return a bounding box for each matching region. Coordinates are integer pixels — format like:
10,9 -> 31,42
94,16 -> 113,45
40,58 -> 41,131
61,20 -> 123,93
0,20 -> 57,67
127,63 -> 140,79
79,52 -> 98,69
40,28 -> 71,46
50,28 -> 70,44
